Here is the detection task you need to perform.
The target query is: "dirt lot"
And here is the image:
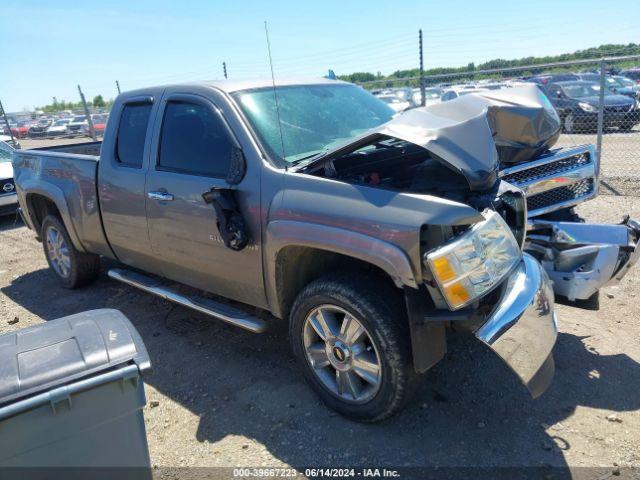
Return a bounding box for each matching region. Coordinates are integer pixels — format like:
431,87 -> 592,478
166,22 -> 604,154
1,196 -> 639,477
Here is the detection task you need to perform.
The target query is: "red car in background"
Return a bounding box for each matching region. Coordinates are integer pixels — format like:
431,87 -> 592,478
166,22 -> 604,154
11,121 -> 31,139
82,114 -> 109,137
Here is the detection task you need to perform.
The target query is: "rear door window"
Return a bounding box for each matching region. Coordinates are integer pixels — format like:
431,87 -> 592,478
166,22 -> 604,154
157,101 -> 233,178
116,103 -> 152,168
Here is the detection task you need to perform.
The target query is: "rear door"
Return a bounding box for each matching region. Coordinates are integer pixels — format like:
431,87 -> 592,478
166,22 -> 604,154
144,90 -> 265,307
98,93 -> 161,273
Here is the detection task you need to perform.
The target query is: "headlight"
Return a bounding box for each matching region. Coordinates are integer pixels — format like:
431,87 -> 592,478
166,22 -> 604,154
424,210 -> 521,310
578,102 -> 597,112
635,100 -> 640,110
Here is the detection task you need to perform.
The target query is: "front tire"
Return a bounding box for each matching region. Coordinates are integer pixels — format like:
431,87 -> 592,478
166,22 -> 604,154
289,273 -> 418,422
41,215 -> 100,289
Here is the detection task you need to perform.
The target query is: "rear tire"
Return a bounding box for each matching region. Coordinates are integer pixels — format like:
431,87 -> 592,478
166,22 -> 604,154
41,215 -> 100,289
289,273 -> 418,422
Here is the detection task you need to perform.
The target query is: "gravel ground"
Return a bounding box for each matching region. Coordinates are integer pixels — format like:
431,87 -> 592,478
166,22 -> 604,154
0,195 -> 639,477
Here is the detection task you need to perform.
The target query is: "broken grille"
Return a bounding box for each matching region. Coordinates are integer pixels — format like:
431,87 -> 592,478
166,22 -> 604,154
500,145 -> 598,217
501,152 -> 591,185
526,178 -> 595,213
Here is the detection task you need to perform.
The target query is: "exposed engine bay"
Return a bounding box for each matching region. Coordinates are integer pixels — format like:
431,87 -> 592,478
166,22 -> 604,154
310,138 -> 470,201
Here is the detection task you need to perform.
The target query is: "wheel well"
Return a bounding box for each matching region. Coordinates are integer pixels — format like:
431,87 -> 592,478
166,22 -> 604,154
26,194 -> 61,235
274,246 -> 400,320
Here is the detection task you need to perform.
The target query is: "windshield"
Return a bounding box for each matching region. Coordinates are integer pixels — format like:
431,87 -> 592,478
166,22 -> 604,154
72,116 -> 86,122
561,83 -> 610,98
606,77 -> 623,88
53,120 -> 69,126
0,142 -> 12,163
233,84 -> 394,164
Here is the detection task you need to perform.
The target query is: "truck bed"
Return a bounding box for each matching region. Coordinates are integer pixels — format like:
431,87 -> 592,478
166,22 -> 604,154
30,141 -> 102,157
12,141 -> 112,257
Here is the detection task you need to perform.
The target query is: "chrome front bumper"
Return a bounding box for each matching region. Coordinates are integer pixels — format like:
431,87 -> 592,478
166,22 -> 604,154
526,217 -> 640,301
475,253 -> 558,398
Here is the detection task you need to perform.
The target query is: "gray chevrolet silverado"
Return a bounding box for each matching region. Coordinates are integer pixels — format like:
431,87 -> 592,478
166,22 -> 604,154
13,79 -> 640,421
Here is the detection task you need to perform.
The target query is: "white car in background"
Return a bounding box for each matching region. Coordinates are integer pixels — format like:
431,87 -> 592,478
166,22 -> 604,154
66,115 -> 88,136
0,136 -> 17,216
47,118 -> 72,137
411,87 -> 443,107
441,87 -> 489,101
375,93 -> 411,113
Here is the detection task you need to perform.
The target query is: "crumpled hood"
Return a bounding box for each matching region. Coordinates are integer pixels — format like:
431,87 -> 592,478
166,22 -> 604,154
306,84 -> 561,191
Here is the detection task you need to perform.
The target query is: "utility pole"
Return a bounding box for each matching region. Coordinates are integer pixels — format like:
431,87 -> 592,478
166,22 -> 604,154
116,80 -> 121,95
0,100 -> 17,147
419,29 -> 425,107
78,85 -> 97,141
596,59 -> 606,168
223,61 -> 228,79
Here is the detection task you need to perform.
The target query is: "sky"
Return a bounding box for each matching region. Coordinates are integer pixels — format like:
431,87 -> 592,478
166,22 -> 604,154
1,0 -> 637,112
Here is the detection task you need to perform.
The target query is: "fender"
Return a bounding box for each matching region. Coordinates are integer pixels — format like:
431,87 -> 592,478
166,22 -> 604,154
19,180 -> 86,253
265,219 -> 418,317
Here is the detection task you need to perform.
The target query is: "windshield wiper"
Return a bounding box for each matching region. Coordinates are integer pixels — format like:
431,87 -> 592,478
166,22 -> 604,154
288,151 -> 326,169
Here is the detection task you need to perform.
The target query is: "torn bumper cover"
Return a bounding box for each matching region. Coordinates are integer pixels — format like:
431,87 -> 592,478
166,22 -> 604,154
475,253 -> 557,398
527,217 -> 640,301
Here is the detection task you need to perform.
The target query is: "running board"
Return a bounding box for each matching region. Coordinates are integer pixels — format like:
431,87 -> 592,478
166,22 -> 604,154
107,268 -> 267,333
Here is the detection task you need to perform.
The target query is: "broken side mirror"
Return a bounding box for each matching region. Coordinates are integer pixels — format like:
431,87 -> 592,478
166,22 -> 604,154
202,187 -> 250,251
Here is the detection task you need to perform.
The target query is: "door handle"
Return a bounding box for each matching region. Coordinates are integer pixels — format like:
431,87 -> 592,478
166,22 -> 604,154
148,191 -> 174,201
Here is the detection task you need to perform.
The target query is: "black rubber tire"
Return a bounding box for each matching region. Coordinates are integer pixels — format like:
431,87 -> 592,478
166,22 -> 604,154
41,215 -> 100,289
289,273 -> 418,422
619,123 -> 634,132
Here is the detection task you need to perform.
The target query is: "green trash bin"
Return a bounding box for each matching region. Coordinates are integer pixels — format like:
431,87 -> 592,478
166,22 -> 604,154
0,309 -> 152,476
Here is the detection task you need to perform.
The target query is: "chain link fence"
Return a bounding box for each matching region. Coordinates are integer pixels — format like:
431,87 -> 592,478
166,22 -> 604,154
358,55 -> 640,196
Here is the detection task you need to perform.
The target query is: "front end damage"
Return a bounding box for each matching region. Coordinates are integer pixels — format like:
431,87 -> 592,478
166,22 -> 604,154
475,254 -> 557,397
299,84 -> 638,398
527,217 -> 640,302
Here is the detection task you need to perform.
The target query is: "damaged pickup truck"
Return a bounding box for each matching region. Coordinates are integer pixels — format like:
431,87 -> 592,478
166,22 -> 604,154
13,80 -> 640,421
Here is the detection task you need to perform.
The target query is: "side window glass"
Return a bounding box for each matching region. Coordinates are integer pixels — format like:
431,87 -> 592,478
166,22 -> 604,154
158,101 -> 233,178
116,103 -> 152,168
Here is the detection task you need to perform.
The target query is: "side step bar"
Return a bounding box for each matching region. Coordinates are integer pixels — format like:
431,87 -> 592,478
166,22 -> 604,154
107,268 -> 267,333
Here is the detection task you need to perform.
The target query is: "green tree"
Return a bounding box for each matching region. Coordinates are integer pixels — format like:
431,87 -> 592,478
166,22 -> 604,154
92,95 -> 106,108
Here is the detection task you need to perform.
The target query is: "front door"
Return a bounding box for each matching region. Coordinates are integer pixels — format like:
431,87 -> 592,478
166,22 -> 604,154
145,92 -> 265,308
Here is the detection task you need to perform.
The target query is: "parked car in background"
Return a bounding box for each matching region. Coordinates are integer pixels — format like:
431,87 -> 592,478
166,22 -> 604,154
375,93 -> 411,112
441,88 -> 489,101
576,73 -> 638,100
612,75 -> 640,97
411,87 -> 442,107
28,118 -> 53,138
82,114 -> 109,137
526,73 -> 579,86
543,80 -> 639,133
10,121 -> 31,139
0,138 -> 17,216
46,118 -> 71,137
620,69 -> 640,84
66,115 -> 87,136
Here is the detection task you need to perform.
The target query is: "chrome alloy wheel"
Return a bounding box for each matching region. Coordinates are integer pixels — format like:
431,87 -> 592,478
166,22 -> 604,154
45,225 -> 71,278
303,305 -> 382,404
